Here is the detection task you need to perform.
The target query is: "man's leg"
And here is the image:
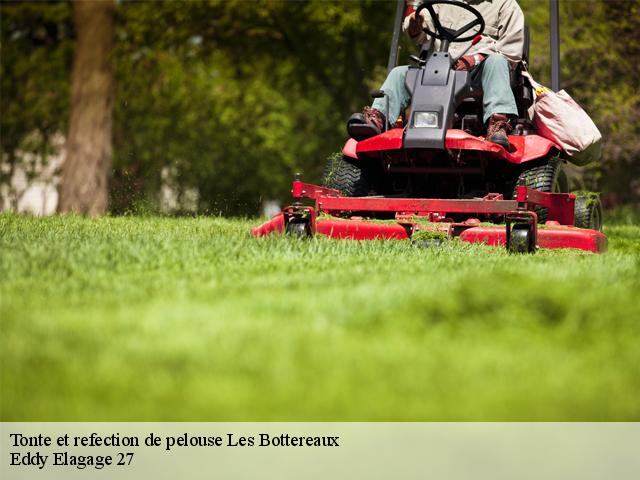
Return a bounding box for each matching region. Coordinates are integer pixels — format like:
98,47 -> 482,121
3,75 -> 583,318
480,55 -> 518,123
371,65 -> 411,124
347,65 -> 411,140
479,55 -> 518,148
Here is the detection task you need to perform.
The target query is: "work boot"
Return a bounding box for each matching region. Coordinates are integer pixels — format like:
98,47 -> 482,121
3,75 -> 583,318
486,113 -> 512,149
347,107 -> 387,141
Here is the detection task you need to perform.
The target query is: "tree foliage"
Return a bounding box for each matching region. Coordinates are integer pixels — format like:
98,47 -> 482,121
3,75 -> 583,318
0,1 -> 72,208
1,0 -> 639,214
109,0 -> 394,214
520,0 -> 640,204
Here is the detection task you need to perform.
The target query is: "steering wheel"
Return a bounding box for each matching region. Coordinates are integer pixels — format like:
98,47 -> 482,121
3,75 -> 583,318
415,0 -> 485,43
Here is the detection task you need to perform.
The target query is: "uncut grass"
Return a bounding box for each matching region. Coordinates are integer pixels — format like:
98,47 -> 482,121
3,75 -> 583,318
1,214 -> 639,421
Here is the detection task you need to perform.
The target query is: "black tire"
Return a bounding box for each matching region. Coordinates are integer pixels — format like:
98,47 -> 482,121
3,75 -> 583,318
508,223 -> 535,254
573,192 -> 603,231
513,158 -> 567,223
286,221 -> 311,238
321,152 -> 373,197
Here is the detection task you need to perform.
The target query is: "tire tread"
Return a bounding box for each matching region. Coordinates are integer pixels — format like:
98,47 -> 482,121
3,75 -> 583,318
514,158 -> 563,223
321,153 -> 371,197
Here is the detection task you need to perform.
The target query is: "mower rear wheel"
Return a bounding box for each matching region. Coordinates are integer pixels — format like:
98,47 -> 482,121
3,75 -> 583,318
508,223 -> 535,254
573,192 -> 603,231
321,152 -> 374,197
513,158 -> 568,223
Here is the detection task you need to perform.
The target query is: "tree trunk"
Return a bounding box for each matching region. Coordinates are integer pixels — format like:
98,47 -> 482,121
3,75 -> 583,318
59,0 -> 114,215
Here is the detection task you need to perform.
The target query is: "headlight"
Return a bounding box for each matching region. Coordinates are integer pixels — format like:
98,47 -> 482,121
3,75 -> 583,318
413,111 -> 439,128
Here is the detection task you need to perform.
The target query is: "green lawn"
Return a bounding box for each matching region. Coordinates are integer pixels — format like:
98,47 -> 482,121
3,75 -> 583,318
1,212 -> 639,421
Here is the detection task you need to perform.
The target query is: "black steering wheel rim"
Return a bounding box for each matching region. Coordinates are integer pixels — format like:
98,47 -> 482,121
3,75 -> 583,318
415,0 -> 485,43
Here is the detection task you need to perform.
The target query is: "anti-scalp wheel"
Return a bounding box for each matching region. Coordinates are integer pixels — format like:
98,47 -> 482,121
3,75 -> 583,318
507,223 -> 535,254
285,221 -> 311,238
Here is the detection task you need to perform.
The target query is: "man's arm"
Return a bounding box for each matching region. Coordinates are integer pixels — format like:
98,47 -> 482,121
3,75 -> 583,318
494,0 -> 525,65
459,0 -> 525,68
402,9 -> 433,46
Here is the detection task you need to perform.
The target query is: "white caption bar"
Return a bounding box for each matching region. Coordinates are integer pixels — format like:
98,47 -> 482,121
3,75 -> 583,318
2,423 -> 639,479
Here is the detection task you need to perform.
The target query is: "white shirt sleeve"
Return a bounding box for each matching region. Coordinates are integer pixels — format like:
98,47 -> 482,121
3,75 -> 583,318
494,0 -> 525,64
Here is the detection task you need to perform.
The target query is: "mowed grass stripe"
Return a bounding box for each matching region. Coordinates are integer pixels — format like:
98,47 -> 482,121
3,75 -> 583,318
1,213 -> 639,420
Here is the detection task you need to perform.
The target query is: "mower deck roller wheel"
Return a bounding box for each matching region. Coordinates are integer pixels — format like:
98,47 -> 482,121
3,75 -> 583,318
514,158 -> 568,223
413,238 -> 447,249
508,223 -> 536,254
321,152 -> 374,197
573,192 -> 603,231
286,221 -> 311,238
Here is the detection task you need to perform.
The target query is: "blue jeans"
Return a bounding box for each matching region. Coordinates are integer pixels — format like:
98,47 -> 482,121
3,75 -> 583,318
372,54 -> 518,124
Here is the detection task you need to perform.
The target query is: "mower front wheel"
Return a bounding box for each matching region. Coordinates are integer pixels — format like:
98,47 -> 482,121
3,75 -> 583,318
321,152 -> 375,197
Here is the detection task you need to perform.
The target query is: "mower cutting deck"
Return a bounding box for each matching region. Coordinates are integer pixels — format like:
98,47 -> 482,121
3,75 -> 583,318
251,178 -> 607,254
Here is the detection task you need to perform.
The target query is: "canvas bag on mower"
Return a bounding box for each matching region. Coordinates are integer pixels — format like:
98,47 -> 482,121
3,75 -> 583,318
522,70 -> 602,166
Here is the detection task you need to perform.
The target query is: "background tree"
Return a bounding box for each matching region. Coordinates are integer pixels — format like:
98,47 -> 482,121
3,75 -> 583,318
520,0 -> 640,204
58,0 -> 115,215
0,1 -> 72,209
109,0 -> 393,214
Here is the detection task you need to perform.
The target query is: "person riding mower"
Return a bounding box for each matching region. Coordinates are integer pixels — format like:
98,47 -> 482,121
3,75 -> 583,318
251,0 -> 606,254
347,0 -> 524,150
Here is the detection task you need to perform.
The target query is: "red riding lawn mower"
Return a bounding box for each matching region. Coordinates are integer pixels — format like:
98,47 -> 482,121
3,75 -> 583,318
252,0 -> 607,253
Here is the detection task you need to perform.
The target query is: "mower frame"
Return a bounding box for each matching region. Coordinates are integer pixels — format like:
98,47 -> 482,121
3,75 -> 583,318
252,178 -> 607,253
